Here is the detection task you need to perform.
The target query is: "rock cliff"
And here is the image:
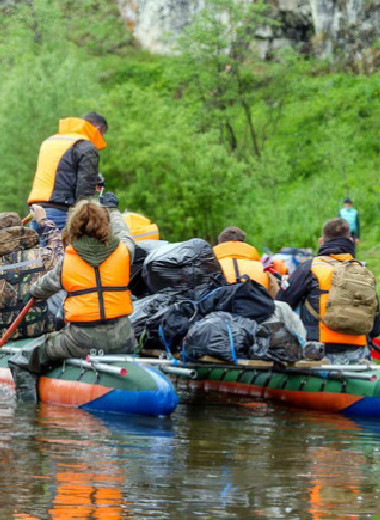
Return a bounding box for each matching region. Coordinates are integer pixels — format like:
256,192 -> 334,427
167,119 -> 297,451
117,0 -> 380,67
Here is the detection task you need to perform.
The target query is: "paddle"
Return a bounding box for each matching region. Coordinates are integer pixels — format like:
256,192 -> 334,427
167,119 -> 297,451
0,298 -> 36,347
21,214 -> 33,226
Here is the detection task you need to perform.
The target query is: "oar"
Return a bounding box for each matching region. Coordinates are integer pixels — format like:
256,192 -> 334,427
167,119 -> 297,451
21,214 -> 33,226
0,298 -> 36,348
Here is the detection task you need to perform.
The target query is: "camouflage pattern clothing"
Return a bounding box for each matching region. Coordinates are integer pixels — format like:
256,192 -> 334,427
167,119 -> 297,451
0,218 -> 63,340
38,218 -> 65,270
325,345 -> 372,366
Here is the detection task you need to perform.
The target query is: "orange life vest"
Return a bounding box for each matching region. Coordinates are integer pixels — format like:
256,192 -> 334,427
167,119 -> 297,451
62,242 -> 132,324
213,241 -> 269,289
28,117 -> 107,205
311,254 -> 366,345
124,213 -> 159,241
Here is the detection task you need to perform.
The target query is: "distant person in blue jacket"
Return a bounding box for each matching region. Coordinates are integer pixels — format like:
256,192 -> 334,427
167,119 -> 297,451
339,197 -> 360,242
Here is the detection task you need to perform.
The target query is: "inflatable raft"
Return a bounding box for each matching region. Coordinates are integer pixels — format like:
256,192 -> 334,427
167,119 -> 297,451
176,360 -> 380,417
0,339 -> 178,417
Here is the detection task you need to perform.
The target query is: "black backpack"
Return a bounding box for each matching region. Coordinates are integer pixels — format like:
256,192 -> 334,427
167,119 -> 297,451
197,280 -> 275,323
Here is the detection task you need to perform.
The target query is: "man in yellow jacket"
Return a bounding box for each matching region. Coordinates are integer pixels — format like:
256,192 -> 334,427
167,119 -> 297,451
213,226 -> 278,297
28,112 -> 108,230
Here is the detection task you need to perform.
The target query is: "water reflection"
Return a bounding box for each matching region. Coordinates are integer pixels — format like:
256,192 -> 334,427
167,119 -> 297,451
1,388 -> 380,519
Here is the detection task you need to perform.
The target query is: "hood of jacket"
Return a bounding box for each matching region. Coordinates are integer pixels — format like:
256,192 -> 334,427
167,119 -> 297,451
317,237 -> 356,258
72,234 -> 120,267
58,117 -> 107,150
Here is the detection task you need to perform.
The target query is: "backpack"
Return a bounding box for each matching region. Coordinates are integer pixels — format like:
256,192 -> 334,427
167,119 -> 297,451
0,226 -> 39,257
312,257 -> 378,335
0,249 -> 54,339
198,279 -> 275,323
0,212 -> 21,230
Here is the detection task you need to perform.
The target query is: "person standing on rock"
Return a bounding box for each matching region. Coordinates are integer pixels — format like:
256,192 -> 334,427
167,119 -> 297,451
27,112 -> 108,230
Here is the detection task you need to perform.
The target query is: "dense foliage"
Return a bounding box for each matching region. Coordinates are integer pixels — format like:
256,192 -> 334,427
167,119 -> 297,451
1,0 -> 380,274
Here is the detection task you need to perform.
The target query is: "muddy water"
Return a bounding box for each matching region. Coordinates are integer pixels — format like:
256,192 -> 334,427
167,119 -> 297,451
0,386 -> 380,519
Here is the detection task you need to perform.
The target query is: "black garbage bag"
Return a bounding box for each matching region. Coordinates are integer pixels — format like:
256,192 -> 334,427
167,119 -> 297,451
135,299 -> 200,352
198,280 -> 275,322
131,291 -> 184,338
143,238 -> 222,293
184,311 -> 257,362
250,321 -> 304,362
130,241 -> 169,297
160,300 -> 199,348
182,274 -> 227,301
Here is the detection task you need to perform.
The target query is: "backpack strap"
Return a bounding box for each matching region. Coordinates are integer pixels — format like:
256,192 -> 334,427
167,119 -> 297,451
317,255 -> 362,267
232,258 -> 240,282
232,258 -> 250,283
304,298 -> 321,320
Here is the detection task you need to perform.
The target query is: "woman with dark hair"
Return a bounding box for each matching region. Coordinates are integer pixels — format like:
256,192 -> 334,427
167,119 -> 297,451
9,193 -> 136,402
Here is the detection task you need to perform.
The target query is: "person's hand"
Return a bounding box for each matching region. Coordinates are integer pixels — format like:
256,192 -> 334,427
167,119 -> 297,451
355,238 -> 360,244
100,191 -> 119,208
30,204 -> 47,224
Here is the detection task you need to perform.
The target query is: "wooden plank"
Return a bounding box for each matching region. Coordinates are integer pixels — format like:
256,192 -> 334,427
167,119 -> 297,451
237,360 -> 274,368
140,349 -> 166,358
198,358 -> 330,369
292,359 -> 330,368
199,355 -> 229,364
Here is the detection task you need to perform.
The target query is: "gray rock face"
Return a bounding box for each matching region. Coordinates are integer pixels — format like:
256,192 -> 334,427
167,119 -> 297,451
117,0 -> 380,64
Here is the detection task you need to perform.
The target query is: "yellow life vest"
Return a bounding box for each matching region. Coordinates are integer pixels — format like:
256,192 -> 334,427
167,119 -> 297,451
28,117 -> 107,205
311,254 -> 366,345
213,241 -> 269,289
62,242 -> 132,323
124,212 -> 159,242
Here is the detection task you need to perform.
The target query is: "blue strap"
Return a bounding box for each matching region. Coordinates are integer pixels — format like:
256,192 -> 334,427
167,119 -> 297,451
197,286 -> 222,303
293,332 -> 306,349
158,325 -> 178,365
182,341 -> 187,366
225,322 -> 237,364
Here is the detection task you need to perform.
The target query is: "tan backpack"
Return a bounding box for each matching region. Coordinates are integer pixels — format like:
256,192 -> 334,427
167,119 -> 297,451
312,257 -> 378,335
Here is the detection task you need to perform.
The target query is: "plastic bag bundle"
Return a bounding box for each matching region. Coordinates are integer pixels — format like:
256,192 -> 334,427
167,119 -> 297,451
130,241 -> 169,297
248,301 -> 305,362
131,291 -> 183,337
185,311 -> 257,362
143,239 -> 222,293
251,322 -> 304,362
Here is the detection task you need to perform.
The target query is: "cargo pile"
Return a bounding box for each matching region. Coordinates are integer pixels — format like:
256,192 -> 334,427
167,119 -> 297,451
130,238 -> 306,363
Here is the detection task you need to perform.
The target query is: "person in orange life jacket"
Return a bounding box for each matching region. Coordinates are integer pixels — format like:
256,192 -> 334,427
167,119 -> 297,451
339,197 -> 360,243
28,112 -> 108,231
9,193 -> 136,391
213,226 -> 279,297
277,218 -> 380,364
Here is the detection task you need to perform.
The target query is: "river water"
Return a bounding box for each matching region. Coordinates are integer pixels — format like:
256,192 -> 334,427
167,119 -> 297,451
1,385 -> 380,520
